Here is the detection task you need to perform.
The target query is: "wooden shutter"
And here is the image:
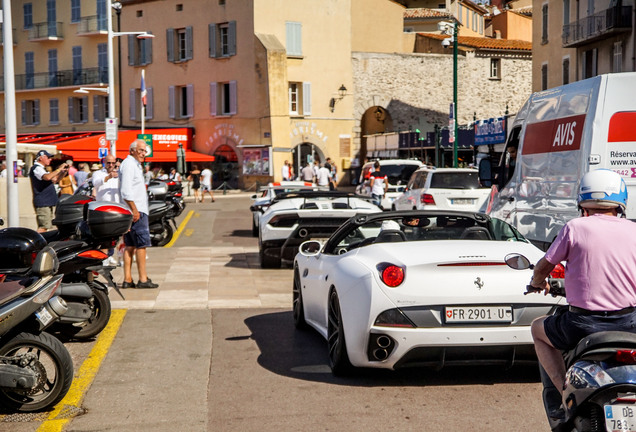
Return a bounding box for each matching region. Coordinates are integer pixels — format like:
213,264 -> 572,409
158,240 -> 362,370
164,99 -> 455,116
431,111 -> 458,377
81,96 -> 88,122
143,36 -> 153,65
128,35 -> 135,65
186,84 -> 194,117
146,87 -> 153,120
210,83 -> 217,116
303,82 -> 311,116
229,80 -> 237,115
34,100 -> 40,125
166,28 -> 174,62
129,88 -> 137,121
209,24 -> 217,58
93,95 -> 99,122
21,101 -> 26,125
68,97 -> 74,123
186,26 -> 193,60
228,21 -> 237,56
169,86 -> 175,118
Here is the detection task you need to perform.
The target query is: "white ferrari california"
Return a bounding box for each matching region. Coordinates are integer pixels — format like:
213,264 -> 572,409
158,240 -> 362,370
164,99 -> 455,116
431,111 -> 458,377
292,210 -> 564,375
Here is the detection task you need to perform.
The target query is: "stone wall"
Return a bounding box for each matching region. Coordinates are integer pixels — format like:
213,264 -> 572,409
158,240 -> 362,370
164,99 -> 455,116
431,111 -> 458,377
351,51 -> 532,153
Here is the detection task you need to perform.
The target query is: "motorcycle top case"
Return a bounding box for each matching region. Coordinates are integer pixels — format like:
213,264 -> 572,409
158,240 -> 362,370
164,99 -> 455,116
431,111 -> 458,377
84,201 -> 133,238
0,227 -> 47,273
53,194 -> 95,229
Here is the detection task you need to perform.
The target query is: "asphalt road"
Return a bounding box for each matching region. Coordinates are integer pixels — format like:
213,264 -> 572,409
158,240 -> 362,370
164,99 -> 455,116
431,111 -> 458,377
1,193 -> 551,432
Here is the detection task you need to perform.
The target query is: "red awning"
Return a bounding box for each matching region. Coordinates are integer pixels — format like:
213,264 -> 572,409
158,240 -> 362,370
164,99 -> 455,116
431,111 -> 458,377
48,128 -> 214,162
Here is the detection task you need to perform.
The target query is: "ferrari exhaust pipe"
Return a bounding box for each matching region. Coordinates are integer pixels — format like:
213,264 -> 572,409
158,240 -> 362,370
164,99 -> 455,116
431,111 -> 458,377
376,335 -> 391,349
373,348 -> 389,361
298,228 -> 309,238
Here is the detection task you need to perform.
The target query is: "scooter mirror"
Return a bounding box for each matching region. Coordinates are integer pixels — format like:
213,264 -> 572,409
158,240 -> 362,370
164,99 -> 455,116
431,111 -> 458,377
504,253 -> 531,270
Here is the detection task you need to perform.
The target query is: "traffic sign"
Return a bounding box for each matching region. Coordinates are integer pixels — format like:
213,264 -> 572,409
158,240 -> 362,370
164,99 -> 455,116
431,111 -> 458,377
106,118 -> 118,141
98,147 -> 108,159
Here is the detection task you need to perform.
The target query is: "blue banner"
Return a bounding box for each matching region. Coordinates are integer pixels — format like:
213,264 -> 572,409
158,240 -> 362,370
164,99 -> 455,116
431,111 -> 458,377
474,117 -> 506,146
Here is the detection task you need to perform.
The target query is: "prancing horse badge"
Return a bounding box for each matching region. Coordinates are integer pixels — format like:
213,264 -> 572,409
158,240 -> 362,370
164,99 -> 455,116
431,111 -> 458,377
474,277 -> 484,290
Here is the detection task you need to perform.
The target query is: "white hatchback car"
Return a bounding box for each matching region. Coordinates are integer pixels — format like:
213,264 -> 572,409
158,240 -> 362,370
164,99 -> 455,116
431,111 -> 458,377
355,159 -> 423,209
393,167 -> 490,212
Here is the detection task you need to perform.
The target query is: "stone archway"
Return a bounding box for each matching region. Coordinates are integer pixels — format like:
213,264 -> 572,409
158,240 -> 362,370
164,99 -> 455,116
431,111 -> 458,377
359,105 -> 394,162
212,141 -> 239,189
291,142 -> 325,180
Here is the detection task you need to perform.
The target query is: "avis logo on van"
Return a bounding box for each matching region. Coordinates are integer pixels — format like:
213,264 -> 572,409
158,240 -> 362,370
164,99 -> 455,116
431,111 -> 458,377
522,114 -> 586,155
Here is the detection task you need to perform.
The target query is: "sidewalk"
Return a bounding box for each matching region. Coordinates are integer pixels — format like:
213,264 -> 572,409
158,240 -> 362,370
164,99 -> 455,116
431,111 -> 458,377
108,245 -> 293,310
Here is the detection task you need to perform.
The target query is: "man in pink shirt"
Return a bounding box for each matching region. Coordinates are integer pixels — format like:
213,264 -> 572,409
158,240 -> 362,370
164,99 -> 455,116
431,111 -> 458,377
530,170 -> 636,400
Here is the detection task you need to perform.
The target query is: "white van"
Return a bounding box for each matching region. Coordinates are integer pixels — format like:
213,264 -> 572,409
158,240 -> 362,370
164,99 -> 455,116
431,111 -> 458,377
481,72 -> 636,250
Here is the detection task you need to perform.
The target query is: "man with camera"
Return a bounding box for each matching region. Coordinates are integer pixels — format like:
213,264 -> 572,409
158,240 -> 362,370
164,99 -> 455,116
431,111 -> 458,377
29,150 -> 68,232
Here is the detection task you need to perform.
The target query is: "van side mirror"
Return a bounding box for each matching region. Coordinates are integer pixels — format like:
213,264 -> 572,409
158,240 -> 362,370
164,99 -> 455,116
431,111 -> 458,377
478,158 -> 493,188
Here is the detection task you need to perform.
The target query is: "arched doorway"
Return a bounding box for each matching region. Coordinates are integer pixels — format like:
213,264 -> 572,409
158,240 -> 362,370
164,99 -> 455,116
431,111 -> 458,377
360,106 -> 393,162
292,142 -> 324,180
212,144 -> 239,189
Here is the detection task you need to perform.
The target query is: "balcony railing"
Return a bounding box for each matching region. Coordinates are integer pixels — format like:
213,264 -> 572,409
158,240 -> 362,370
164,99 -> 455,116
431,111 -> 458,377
0,26 -> 16,45
0,67 -> 107,92
77,15 -> 107,35
563,6 -> 632,47
28,21 -> 64,41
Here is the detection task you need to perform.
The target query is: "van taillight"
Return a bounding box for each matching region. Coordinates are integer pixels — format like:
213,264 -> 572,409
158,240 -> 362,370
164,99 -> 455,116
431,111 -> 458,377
420,194 -> 435,205
616,350 -> 636,364
550,263 -> 565,279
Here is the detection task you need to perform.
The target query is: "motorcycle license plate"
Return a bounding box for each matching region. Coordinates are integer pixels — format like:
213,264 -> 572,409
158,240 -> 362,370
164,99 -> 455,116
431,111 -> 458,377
35,307 -> 54,326
445,306 -> 512,323
605,404 -> 636,431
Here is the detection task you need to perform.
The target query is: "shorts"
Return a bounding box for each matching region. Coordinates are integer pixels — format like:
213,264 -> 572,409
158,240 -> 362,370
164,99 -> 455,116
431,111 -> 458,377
35,206 -> 55,230
544,308 -> 636,350
201,184 -> 211,192
371,193 -> 384,206
123,213 -> 152,248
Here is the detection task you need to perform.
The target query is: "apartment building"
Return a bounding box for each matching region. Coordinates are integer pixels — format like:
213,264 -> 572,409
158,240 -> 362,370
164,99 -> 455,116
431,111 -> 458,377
533,0 -> 634,91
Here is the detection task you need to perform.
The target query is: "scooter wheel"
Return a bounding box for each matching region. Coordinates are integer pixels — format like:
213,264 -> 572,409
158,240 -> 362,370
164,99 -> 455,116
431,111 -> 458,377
59,282 -> 111,340
154,222 -> 175,247
0,331 -> 73,412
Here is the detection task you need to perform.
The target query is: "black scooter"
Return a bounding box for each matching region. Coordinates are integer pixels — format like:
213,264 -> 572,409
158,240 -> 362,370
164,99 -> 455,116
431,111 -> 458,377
0,235 -> 74,412
506,253 -> 636,432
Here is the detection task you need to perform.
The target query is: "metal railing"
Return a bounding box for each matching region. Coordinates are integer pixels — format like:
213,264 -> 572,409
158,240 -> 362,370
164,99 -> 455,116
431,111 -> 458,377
562,6 -> 632,47
0,67 -> 106,91
28,21 -> 64,40
77,15 -> 107,34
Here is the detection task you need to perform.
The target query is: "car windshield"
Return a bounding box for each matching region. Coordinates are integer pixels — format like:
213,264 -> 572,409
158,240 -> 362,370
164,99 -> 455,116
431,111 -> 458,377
329,214 -> 526,253
429,171 -> 481,189
382,164 -> 420,185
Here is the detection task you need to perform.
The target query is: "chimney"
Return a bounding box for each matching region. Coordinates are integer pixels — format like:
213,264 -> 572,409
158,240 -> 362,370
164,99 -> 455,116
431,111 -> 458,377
494,30 -> 502,39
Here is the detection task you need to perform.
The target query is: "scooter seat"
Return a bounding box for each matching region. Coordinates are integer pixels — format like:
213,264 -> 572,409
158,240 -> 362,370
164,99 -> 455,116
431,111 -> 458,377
0,280 -> 29,305
565,331 -> 636,368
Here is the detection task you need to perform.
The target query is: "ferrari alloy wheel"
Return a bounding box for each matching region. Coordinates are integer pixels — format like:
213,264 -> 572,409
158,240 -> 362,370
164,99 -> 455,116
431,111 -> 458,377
327,289 -> 353,375
292,266 -> 307,329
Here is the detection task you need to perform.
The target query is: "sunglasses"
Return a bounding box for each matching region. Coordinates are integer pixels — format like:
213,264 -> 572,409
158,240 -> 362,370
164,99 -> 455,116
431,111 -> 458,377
106,162 -> 116,165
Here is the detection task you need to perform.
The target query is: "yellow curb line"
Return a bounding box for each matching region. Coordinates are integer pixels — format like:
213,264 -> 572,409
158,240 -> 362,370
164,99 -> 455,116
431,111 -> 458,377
37,309 -> 127,432
163,210 -> 194,248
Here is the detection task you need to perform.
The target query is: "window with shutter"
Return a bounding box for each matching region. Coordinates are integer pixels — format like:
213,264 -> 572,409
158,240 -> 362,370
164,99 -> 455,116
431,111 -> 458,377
228,21 -> 237,56
49,99 -> 59,125
229,81 -> 237,115
129,88 -> 137,121
186,84 -> 194,117
145,88 -> 153,119
167,28 -> 175,62
186,26 -> 193,60
209,24 -> 217,58
302,82 -> 311,116
169,86 -> 176,118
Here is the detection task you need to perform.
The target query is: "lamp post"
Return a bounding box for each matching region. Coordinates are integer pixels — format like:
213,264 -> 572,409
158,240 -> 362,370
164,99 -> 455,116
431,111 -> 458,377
106,2 -> 153,157
439,20 -> 459,168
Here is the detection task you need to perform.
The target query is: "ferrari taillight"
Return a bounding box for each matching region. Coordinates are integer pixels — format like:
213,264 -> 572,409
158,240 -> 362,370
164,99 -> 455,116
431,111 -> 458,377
420,194 -> 435,205
616,350 -> 636,364
550,263 -> 565,279
377,262 -> 405,287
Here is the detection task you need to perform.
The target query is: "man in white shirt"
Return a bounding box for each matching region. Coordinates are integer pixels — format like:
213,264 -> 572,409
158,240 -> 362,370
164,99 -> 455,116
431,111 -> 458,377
92,154 -> 120,202
200,166 -> 215,203
316,162 -> 332,187
119,139 -> 158,289
282,160 -> 291,181
0,162 -> 6,178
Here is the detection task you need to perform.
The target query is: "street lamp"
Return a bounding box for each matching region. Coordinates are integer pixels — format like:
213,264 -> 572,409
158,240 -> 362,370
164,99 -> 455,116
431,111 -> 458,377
438,20 -> 459,168
106,2 -> 154,157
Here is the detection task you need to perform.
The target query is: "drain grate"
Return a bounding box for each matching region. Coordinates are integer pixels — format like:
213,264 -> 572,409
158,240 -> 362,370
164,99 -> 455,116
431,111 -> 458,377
0,404 -> 87,422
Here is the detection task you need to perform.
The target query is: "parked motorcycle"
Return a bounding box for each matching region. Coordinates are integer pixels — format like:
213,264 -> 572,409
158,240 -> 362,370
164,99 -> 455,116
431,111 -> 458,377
506,253 -> 636,432
0,241 -> 74,412
147,179 -> 185,247
25,198 -> 132,340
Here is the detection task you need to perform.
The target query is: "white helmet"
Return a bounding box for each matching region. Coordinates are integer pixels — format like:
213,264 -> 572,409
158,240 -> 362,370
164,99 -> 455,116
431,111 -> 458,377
578,169 -> 627,213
